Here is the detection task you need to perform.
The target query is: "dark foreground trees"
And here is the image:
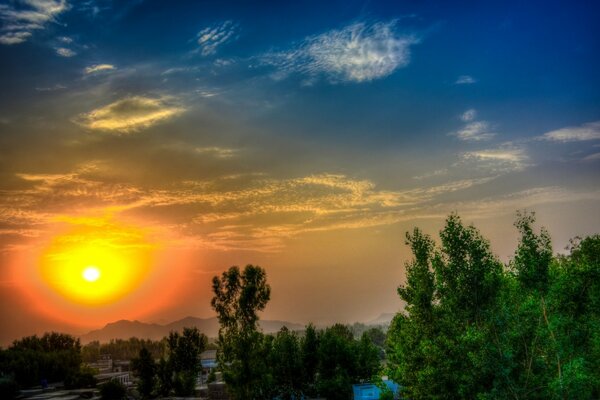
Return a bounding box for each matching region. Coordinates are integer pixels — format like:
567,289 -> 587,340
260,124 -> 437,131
130,327 -> 207,398
211,265 -> 382,400
211,265 -> 272,400
387,212 -> 600,399
0,332 -> 82,389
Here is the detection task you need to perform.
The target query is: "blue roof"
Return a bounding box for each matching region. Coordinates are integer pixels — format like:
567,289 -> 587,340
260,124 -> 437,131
201,359 -> 218,368
352,380 -> 399,400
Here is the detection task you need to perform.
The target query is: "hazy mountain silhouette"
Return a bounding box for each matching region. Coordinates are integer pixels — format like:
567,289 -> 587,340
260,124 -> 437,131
79,316 -> 304,343
366,313 -> 395,325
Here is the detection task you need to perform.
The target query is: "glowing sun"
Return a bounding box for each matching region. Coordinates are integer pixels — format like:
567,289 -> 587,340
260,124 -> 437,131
39,215 -> 155,306
82,266 -> 101,282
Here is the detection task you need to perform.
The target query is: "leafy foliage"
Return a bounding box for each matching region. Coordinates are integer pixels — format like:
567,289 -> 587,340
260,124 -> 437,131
387,212 -> 600,399
131,347 -> 156,398
0,332 -> 81,388
211,265 -> 272,400
99,379 -> 127,400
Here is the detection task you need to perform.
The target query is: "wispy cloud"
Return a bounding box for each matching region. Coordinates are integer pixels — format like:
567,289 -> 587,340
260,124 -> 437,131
196,20 -> 238,56
35,83 -> 66,91
0,0 -> 69,45
55,46 -> 75,57
1,166 -> 497,252
583,152 -> 600,162
451,109 -> 495,141
460,108 -> 476,122
462,145 -> 528,172
540,121 -> 600,142
84,64 -> 116,74
455,75 -> 476,84
195,147 -> 237,159
76,96 -> 185,133
262,20 -> 420,83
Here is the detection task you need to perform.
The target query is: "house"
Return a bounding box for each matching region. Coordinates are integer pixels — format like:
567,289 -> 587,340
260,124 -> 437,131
352,379 -> 400,400
201,349 -> 218,370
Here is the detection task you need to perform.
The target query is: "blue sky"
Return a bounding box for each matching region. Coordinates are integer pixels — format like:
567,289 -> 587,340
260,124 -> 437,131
0,0 -> 599,341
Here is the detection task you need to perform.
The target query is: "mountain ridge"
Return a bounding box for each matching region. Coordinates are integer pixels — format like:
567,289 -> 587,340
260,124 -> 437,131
79,316 -> 304,344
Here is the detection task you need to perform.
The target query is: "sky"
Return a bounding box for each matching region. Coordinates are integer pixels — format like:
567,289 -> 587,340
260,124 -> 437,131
0,0 -> 599,345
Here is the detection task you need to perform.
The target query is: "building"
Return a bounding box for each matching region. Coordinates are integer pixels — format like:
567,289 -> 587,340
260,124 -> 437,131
352,379 -> 400,400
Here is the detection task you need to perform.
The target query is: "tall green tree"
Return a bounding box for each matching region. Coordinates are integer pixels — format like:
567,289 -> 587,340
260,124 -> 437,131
270,327 -> 304,400
301,323 -> 320,396
211,265 -> 271,400
131,347 -> 156,399
168,327 -> 207,396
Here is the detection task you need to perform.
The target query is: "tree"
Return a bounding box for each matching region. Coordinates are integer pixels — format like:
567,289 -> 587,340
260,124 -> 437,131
168,327 -> 207,396
155,357 -> 172,397
513,210 -> 552,293
0,332 -> 82,388
301,323 -> 320,396
99,379 -> 127,400
387,213 -> 600,399
270,327 -> 304,400
131,347 -> 156,398
211,265 -> 271,400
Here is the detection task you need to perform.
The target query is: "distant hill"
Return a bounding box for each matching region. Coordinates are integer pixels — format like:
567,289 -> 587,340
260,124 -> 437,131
365,312 -> 396,326
79,316 -> 304,344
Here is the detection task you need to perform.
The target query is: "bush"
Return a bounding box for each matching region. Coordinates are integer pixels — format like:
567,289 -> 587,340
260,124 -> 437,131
0,374 -> 19,400
100,379 -> 127,400
64,366 -> 97,389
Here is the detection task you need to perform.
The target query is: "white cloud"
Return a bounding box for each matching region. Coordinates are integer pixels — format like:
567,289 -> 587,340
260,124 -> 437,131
455,75 -> 476,84
0,31 -> 31,44
55,46 -> 75,57
451,110 -> 495,141
453,121 -> 495,141
460,108 -> 476,122
84,64 -> 116,74
76,96 -> 185,133
196,20 -> 238,56
463,146 -> 528,172
540,121 -> 600,142
0,0 -> 68,45
262,20 -> 419,83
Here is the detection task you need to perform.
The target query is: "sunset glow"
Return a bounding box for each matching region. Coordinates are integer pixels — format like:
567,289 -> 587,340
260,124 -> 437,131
0,0 -> 598,346
39,216 -> 154,306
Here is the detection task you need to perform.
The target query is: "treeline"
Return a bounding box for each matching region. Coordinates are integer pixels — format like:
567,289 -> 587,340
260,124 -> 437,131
0,332 -> 94,397
181,265 -> 385,400
130,322 -> 384,399
387,212 -> 600,399
82,337 -> 167,363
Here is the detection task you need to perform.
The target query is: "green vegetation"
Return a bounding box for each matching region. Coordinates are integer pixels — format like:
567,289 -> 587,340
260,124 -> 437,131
130,347 -> 156,398
0,332 -> 82,389
82,337 -> 166,363
210,265 -> 382,400
129,327 -> 207,398
99,379 -> 127,400
211,265 -> 273,399
386,212 -> 600,399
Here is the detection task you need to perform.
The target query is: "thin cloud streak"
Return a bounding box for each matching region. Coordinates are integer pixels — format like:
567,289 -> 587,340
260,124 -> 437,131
85,64 -> 116,74
540,121 -> 600,142
75,96 -> 185,133
455,75 -> 476,84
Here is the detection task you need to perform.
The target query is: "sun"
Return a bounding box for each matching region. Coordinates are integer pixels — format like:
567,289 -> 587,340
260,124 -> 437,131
39,215 -> 155,306
82,266 -> 101,282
